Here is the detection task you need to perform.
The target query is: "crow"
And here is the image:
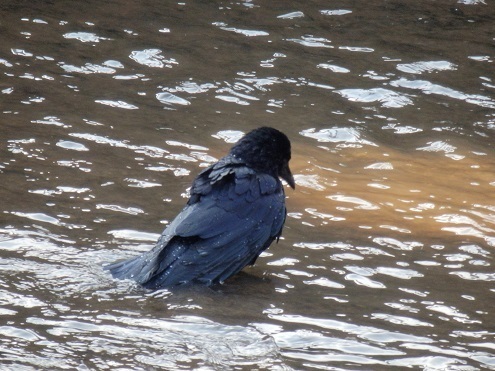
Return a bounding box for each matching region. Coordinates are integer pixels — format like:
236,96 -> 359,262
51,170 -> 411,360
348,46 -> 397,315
105,127 -> 295,289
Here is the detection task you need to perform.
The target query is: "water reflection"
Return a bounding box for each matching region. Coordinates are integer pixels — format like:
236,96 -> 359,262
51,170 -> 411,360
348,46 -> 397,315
1,0 -> 495,369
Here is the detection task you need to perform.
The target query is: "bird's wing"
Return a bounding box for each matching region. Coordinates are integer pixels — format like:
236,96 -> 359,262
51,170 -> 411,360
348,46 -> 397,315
147,167 -> 286,288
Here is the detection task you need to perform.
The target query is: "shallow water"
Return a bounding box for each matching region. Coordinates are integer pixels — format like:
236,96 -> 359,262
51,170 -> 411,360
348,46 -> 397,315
1,0 -> 494,369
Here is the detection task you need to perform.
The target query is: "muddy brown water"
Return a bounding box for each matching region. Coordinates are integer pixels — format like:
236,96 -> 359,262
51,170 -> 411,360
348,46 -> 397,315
1,0 -> 494,369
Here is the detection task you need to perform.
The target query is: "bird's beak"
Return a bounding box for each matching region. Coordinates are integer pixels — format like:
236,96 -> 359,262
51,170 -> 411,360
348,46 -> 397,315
280,162 -> 295,189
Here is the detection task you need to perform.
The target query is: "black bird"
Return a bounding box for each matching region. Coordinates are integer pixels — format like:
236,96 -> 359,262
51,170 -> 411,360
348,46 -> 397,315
105,127 -> 295,289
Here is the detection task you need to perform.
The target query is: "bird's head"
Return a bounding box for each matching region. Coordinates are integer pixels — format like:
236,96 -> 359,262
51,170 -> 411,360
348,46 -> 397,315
230,127 -> 295,189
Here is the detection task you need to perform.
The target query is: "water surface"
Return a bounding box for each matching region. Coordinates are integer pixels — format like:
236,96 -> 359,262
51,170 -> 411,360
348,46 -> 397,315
1,0 -> 494,369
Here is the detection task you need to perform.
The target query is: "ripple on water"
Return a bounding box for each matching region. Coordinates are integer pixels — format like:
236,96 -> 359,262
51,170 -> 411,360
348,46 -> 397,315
212,22 -> 269,37
124,178 -> 162,188
317,63 -> 351,73
450,271 -> 495,282
0,289 -> 46,309
273,329 -> 401,365
305,207 -> 345,222
396,60 -> 457,74
167,81 -> 216,94
277,11 -> 305,19
56,140 -> 89,151
390,78 -> 495,109
10,212 -> 86,229
339,46 -> 375,53
63,32 -> 111,43
286,35 -> 333,48
212,130 -> 244,143
300,127 -> 376,147
345,273 -> 386,289
320,9 -> 353,16
303,277 -> 345,289
32,116 -> 70,128
95,204 -> 144,215
95,99 -> 138,109
2,315 -> 280,369
373,237 -> 423,251
382,122 -> 423,134
294,174 -> 327,191
269,313 -> 433,345
58,62 -> 117,74
129,49 -> 178,68
364,162 -> 394,170
336,88 -> 414,108
156,91 -> 190,106
107,229 -> 160,242
327,194 -> 380,210
372,313 -> 433,327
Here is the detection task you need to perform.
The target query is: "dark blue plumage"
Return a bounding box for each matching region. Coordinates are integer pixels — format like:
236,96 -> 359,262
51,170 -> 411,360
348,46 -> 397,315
105,127 -> 294,289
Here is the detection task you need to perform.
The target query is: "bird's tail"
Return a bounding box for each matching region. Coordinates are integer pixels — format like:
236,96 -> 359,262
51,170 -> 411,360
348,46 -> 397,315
104,253 -> 156,285
105,234 -> 174,286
